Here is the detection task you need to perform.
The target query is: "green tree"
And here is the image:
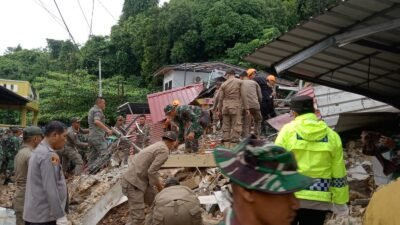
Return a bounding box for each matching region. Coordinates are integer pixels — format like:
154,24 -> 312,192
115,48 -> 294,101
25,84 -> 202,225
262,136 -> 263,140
121,0 -> 158,21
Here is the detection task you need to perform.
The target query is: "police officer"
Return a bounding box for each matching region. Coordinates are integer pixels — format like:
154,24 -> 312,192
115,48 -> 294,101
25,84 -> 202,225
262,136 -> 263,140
24,121 -> 69,225
217,69 -> 245,147
164,104 -> 208,153
88,97 -> 113,166
214,137 -> 314,225
145,177 -> 202,225
275,96 -> 349,225
121,131 -> 178,225
13,126 -> 43,225
63,117 -> 88,175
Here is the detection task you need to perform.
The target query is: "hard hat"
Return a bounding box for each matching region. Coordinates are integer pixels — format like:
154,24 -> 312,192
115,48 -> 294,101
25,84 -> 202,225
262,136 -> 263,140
172,99 -> 180,106
246,68 -> 257,76
267,75 -> 276,82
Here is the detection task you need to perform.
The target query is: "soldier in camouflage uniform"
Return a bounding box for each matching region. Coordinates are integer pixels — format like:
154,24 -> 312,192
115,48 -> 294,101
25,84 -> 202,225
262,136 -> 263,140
130,114 -> 151,151
13,126 -> 43,225
112,115 -> 132,164
87,97 -> 113,166
63,117 -> 88,175
0,126 -> 21,184
164,104 -> 209,153
214,136 -> 314,225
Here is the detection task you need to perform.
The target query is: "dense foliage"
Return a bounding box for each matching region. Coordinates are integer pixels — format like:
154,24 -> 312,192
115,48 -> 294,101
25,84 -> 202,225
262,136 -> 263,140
0,0 -> 337,124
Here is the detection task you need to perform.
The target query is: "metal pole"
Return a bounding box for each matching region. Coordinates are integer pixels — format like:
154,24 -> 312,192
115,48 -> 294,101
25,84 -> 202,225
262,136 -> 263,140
99,58 -> 102,97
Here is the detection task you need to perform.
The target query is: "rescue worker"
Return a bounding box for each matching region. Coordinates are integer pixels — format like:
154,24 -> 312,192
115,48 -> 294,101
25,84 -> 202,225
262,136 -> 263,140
275,96 -> 349,225
164,104 -> 208,153
63,117 -> 88,175
13,126 -> 43,225
24,121 -> 69,225
88,97 -> 113,165
121,131 -> 178,225
214,137 -> 314,225
211,82 -> 223,133
145,177 -> 202,225
163,100 -> 180,132
112,115 -> 133,164
131,114 -> 151,150
364,178 -> 400,225
250,69 -> 277,134
239,71 -> 262,138
218,69 -> 245,147
0,126 -> 21,184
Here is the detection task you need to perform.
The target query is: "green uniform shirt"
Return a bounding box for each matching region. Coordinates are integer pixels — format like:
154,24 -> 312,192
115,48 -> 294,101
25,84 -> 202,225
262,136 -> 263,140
173,105 -> 203,142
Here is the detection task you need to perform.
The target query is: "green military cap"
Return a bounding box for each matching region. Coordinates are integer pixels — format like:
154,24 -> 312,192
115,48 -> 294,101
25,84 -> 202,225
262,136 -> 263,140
164,104 -> 175,115
290,95 -> 314,112
71,117 -> 81,123
23,126 -> 43,137
162,131 -> 177,141
214,137 -> 315,194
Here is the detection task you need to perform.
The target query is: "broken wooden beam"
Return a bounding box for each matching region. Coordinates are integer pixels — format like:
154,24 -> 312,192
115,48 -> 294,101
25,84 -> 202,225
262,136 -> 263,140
162,154 -> 216,168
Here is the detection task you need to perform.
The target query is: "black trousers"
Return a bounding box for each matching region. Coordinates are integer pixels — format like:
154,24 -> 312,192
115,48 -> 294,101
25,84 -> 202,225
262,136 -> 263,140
25,221 -> 56,225
291,209 -> 329,225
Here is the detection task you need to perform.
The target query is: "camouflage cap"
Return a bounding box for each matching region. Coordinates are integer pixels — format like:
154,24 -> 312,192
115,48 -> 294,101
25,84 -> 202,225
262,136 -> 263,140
162,131 -> 177,141
71,117 -> 81,123
164,104 -> 175,115
10,126 -> 21,133
23,126 -> 43,137
214,137 -> 315,194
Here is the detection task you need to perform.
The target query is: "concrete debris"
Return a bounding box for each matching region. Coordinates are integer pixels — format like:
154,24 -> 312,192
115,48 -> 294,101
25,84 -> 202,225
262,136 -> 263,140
348,165 -> 369,181
0,207 -> 16,225
0,183 -> 15,209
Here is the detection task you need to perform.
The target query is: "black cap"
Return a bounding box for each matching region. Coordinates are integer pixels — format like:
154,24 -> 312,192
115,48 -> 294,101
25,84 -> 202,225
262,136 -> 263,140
239,71 -> 247,77
290,95 -> 314,112
162,131 -> 177,141
165,177 -> 180,187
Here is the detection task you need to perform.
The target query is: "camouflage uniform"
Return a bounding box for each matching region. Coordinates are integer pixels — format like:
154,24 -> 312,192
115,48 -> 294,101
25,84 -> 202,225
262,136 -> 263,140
0,133 -> 20,181
63,126 -> 88,175
145,185 -> 203,225
174,105 -> 205,153
133,123 -> 151,150
112,125 -> 132,165
214,137 -> 315,225
87,105 -> 107,165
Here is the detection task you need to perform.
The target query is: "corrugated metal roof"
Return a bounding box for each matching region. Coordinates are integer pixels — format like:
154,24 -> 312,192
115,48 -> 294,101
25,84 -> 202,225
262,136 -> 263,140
245,0 -> 400,109
152,62 -> 247,77
147,84 -> 204,122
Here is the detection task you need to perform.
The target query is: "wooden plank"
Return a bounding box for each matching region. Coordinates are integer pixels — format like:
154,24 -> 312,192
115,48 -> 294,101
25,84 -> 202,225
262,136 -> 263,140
162,154 -> 216,168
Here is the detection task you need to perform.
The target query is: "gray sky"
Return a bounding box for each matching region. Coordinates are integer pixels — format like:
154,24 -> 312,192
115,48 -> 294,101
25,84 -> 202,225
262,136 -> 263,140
0,0 -> 169,54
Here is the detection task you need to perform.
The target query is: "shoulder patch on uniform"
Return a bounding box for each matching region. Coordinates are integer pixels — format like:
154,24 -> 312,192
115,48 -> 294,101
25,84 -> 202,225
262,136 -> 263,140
51,153 -> 60,166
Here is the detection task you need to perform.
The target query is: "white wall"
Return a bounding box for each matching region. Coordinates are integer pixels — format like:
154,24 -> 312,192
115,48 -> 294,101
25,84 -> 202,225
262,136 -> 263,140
163,71 -> 210,90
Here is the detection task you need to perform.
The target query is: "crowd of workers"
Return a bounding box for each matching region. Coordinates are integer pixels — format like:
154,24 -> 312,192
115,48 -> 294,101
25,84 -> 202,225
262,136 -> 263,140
0,68 -> 398,225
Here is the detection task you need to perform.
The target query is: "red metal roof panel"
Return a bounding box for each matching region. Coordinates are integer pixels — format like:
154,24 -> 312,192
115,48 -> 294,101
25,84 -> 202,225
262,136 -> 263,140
147,84 -> 204,122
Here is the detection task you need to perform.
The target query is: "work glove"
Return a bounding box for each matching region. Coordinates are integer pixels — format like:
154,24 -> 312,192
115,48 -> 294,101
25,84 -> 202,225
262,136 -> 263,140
331,204 -> 349,216
56,216 -> 69,225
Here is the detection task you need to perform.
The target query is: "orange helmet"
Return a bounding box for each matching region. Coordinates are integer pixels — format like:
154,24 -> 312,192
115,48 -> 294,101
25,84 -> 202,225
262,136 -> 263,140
267,75 -> 276,82
246,68 -> 257,76
172,99 -> 180,106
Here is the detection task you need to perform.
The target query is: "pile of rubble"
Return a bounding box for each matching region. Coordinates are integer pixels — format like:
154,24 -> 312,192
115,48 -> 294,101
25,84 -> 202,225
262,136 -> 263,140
0,135 -> 387,225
